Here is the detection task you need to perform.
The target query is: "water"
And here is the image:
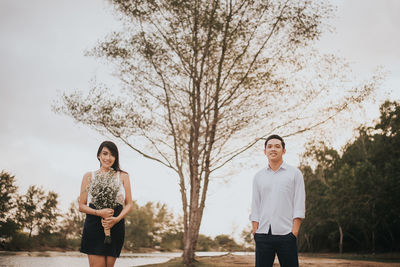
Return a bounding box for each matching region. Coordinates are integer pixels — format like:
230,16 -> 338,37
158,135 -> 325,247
0,251 -> 253,267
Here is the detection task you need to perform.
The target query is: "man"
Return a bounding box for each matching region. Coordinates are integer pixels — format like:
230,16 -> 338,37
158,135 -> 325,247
250,134 -> 305,267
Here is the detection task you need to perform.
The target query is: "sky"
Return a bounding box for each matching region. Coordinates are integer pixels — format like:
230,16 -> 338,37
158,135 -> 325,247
1,0 -> 399,241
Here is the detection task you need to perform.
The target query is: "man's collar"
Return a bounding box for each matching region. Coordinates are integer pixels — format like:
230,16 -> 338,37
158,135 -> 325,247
280,162 -> 288,169
267,161 -> 287,171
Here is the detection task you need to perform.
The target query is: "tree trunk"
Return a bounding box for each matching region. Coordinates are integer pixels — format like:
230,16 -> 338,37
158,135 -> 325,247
304,233 -> 311,252
338,225 -> 343,254
183,209 -> 202,265
183,232 -> 196,265
28,222 -> 33,239
372,231 -> 375,253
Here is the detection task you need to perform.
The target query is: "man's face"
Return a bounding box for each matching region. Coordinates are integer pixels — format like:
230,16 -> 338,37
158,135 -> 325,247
264,138 -> 285,162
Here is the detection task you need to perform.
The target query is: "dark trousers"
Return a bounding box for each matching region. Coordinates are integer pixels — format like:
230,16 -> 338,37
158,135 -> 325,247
254,227 -> 299,267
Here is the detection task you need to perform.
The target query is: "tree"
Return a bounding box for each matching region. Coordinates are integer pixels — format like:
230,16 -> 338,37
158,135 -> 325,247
0,170 -> 19,238
300,143 -> 337,252
0,170 -> 18,220
124,201 -> 181,250
373,101 -> 400,251
240,226 -> 254,251
153,203 -> 184,251
16,185 -> 59,238
299,101 -> 400,253
124,201 -> 154,249
60,199 -> 85,240
39,191 -> 60,236
160,231 -> 184,251
197,234 -> 217,251
214,234 -> 240,251
54,0 -> 380,263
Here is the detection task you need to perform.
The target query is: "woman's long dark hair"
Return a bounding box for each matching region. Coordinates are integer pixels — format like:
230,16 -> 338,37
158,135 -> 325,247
97,141 -> 125,172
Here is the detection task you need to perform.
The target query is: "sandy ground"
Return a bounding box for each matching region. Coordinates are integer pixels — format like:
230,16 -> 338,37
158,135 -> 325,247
195,254 -> 400,267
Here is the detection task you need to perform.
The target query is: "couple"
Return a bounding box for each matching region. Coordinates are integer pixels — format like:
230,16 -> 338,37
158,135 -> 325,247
79,135 -> 305,267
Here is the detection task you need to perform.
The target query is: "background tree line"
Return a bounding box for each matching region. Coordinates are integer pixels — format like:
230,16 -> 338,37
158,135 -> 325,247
298,100 -> 400,254
0,173 -> 248,252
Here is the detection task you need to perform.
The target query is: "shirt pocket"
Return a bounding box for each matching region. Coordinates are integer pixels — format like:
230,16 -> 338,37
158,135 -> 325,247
277,177 -> 293,194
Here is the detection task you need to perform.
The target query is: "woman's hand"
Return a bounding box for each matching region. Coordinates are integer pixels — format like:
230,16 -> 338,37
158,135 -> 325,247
102,216 -> 119,229
97,208 -> 114,219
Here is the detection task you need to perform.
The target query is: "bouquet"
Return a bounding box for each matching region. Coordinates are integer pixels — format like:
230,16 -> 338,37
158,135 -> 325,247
88,169 -> 120,244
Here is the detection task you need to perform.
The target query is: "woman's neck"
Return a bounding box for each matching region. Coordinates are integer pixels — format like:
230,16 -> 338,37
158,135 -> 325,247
99,167 -> 112,172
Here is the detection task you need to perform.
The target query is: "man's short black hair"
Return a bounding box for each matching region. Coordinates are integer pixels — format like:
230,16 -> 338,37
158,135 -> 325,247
264,134 -> 285,149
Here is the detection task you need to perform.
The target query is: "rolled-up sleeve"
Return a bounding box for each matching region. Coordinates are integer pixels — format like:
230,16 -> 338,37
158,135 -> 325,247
249,176 -> 260,222
293,170 -> 305,219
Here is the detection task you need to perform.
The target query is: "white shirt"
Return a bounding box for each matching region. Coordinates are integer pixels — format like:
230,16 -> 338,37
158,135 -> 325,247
249,162 -> 305,235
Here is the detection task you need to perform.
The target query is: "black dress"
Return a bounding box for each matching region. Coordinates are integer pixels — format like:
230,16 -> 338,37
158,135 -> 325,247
80,203 -> 125,257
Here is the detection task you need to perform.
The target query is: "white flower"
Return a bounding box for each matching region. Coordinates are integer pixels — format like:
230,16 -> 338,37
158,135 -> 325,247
89,170 -> 120,209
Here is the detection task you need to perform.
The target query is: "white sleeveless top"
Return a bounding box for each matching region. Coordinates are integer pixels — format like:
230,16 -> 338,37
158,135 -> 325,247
88,171 -> 126,206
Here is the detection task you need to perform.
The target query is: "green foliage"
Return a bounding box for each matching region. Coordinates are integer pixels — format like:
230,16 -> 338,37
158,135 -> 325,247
124,201 -> 183,251
299,100 -> 400,253
0,219 -> 19,239
160,231 -> 184,251
0,170 -> 19,238
59,198 -> 85,240
5,232 -> 35,250
197,234 -> 217,251
124,201 -> 156,249
240,227 -> 255,251
16,185 -> 59,238
0,170 -> 18,220
214,234 -> 241,251
39,191 -> 59,235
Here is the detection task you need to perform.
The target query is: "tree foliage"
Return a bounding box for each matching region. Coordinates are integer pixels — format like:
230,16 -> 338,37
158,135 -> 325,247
214,234 -> 241,251
197,234 -> 217,251
0,170 -> 18,220
299,100 -> 400,253
16,185 -> 59,238
0,171 -> 19,239
60,198 -> 85,240
241,225 -> 255,251
124,201 -> 183,250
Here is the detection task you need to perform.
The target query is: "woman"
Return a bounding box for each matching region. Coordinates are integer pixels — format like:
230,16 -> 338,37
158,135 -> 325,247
79,141 -> 133,267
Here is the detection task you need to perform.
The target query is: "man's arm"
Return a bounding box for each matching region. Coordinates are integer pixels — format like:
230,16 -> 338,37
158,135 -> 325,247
249,176 -> 260,234
252,221 -> 259,235
292,169 -> 305,238
291,218 -> 302,237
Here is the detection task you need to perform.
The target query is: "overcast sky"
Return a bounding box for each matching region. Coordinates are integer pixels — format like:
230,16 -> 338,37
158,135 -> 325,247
1,0 -> 399,240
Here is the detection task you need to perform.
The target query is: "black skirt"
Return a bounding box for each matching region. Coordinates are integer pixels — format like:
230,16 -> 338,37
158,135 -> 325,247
80,203 -> 125,258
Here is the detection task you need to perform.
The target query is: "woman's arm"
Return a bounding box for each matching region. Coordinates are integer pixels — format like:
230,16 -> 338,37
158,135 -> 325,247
116,172 -> 133,221
78,172 -> 114,218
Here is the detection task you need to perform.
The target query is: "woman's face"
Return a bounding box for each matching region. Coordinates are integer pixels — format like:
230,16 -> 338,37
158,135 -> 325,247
98,146 -> 115,169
